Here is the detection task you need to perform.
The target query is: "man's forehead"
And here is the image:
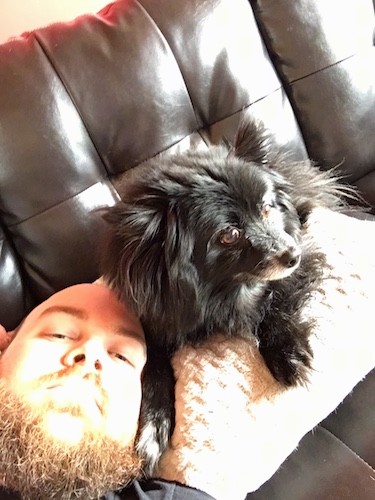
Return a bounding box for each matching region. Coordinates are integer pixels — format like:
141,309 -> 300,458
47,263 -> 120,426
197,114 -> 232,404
37,304 -> 145,343
13,285 -> 145,343
38,305 -> 89,321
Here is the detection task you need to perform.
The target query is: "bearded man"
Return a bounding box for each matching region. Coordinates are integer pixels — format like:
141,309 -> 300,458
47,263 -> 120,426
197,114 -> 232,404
0,283 -> 213,500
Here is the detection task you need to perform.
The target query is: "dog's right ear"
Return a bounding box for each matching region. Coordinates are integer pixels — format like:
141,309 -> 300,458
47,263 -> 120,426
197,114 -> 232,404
231,118 -> 278,165
100,193 -> 200,345
100,199 -> 169,317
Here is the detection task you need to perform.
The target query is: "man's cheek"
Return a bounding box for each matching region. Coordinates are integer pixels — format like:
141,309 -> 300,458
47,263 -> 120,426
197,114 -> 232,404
0,350 -> 17,381
0,354 -> 48,398
106,382 -> 142,443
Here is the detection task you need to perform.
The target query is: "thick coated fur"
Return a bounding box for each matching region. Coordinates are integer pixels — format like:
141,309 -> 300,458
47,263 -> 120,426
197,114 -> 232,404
101,120 -> 350,475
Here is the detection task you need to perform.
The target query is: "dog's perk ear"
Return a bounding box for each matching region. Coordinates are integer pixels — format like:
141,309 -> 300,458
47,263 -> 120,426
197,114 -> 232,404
232,118 -> 278,165
101,197 -> 200,345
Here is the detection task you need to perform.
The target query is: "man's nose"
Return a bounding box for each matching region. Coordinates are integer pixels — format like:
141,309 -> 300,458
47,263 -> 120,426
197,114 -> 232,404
72,353 -> 102,370
64,341 -> 105,371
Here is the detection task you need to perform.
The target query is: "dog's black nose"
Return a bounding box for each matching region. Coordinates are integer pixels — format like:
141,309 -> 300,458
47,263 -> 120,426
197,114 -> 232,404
279,248 -> 301,268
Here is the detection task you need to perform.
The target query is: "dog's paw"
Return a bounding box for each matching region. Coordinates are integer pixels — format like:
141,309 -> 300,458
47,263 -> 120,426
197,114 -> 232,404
260,340 -> 313,387
137,344 -> 176,477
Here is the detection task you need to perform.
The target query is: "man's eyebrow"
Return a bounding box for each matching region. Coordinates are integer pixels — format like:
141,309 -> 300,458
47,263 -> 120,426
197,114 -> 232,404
114,326 -> 146,347
38,305 -> 145,349
38,306 -> 89,321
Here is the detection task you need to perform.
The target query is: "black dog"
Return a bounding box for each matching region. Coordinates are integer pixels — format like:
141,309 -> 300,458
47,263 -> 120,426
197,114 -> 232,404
101,120 -> 349,474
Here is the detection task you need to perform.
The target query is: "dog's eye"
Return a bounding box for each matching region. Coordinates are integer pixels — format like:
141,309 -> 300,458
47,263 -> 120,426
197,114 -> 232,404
219,227 -> 241,245
261,203 -> 274,219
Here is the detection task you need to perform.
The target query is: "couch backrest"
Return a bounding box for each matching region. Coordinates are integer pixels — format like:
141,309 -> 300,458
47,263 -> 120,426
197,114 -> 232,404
1,0 -> 375,329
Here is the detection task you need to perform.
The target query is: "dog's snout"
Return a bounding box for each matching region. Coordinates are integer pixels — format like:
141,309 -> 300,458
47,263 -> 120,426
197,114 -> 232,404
279,248 -> 301,269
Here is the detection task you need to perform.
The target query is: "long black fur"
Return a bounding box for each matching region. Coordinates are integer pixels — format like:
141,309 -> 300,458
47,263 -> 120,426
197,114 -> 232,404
101,120 -> 351,475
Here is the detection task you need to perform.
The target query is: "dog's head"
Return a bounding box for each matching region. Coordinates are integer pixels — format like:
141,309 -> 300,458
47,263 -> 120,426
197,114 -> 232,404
101,121 -> 303,344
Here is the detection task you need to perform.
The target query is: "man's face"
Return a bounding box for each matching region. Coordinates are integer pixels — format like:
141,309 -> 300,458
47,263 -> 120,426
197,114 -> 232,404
0,283 -> 147,498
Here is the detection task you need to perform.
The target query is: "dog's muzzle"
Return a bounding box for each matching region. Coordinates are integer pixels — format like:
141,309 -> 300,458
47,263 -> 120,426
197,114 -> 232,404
259,245 -> 301,280
277,247 -> 301,269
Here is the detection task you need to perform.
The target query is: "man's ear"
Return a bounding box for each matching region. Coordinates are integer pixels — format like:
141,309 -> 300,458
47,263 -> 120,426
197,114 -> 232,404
0,324 -> 12,351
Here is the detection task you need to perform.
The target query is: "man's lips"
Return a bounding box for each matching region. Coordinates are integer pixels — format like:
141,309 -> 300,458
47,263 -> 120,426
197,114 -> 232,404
46,380 -> 105,416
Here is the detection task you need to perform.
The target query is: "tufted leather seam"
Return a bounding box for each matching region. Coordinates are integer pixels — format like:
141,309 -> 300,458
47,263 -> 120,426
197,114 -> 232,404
353,167 -> 375,188
32,33 -> 110,176
5,180 -> 116,229
249,1 -> 375,162
286,50 -> 375,187
135,0 -> 283,139
250,0 -> 375,86
122,92 -> 283,174
287,52 -> 367,86
249,0 -> 307,149
134,0 -> 202,133
96,1 -> 118,18
31,2 -> 283,181
319,425 -> 375,474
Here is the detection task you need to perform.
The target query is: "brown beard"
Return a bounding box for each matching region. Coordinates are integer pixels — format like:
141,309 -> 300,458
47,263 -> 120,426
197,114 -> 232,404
0,380 -> 143,499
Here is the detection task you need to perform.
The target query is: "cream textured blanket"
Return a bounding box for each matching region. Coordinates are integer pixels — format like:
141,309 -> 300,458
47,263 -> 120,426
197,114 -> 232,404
157,209 -> 375,500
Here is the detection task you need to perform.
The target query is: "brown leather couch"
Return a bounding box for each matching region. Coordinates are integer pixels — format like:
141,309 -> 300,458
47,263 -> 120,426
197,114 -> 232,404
0,1 -> 374,498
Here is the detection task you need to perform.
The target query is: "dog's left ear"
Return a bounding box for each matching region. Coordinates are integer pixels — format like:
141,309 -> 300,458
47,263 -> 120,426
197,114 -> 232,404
231,118 -> 278,165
